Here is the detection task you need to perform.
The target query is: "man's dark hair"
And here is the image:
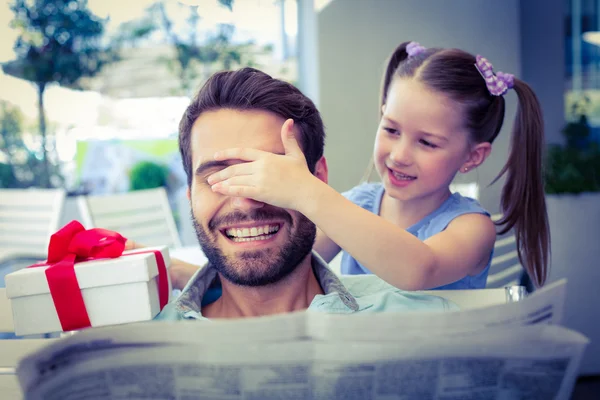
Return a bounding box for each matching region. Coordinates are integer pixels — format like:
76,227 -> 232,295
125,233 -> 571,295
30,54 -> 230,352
179,67 -> 326,186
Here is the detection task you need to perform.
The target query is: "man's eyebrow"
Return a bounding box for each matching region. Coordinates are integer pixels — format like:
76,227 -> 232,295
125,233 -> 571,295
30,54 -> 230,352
195,160 -> 232,177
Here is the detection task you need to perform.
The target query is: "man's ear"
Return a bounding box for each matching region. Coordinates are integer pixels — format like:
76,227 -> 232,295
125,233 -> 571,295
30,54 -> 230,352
313,156 -> 328,184
186,186 -> 191,201
460,142 -> 492,173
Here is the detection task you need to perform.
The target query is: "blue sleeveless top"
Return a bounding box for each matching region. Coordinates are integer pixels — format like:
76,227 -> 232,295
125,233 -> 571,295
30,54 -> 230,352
340,183 -> 492,290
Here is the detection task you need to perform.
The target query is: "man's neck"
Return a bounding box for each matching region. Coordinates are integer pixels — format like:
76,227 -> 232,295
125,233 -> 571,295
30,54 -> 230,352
202,253 -> 324,319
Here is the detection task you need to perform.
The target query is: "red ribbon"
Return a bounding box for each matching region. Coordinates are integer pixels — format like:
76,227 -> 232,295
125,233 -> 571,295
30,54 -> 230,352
29,220 -> 169,332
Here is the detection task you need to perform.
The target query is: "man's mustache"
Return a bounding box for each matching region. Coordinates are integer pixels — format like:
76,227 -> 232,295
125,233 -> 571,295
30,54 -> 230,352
208,207 -> 293,231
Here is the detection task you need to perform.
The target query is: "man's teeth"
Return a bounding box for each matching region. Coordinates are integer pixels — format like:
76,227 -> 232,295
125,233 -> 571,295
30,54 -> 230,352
392,171 -> 416,180
225,224 -> 280,242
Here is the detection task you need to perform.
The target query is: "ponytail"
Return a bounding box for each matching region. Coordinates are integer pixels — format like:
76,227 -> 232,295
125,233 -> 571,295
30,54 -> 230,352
380,42 -> 411,112
492,79 -> 550,287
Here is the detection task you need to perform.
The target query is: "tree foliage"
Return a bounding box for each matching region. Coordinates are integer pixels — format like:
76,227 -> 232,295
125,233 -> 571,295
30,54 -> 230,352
2,0 -> 114,187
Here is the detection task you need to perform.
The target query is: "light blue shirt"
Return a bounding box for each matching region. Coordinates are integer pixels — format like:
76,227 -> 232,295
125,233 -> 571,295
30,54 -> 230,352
156,252 -> 458,321
341,183 -> 492,290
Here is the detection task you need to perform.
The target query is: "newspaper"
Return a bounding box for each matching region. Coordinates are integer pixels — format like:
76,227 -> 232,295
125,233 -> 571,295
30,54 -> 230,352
16,279 -> 588,400
308,279 -> 567,341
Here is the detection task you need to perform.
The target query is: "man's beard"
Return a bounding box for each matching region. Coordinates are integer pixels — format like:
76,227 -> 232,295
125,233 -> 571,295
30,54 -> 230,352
192,207 -> 316,287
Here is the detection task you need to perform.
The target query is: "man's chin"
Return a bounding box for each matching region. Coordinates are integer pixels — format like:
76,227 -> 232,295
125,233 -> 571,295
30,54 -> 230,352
193,213 -> 316,287
215,253 -> 294,287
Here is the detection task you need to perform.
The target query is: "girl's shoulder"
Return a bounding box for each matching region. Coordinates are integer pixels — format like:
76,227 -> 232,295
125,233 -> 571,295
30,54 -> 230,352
446,192 -> 489,216
428,193 -> 490,232
407,193 -> 490,245
412,193 -> 492,243
342,182 -> 384,212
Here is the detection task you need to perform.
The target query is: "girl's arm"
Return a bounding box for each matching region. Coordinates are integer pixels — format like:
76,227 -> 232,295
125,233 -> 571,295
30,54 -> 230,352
302,180 -> 496,290
207,122 -> 496,290
313,228 -> 341,263
168,259 -> 203,290
126,240 -> 200,290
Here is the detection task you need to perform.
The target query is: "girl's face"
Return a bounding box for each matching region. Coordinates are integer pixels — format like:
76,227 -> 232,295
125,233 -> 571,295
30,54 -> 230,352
374,78 -> 476,204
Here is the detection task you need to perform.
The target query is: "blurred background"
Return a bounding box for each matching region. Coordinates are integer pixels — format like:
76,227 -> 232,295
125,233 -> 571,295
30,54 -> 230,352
0,0 -> 572,224
0,0 -> 304,224
0,0 -> 577,224
1,0 -> 600,382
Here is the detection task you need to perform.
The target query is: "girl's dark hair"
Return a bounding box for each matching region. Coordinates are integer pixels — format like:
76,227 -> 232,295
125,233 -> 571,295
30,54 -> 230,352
380,42 -> 549,287
179,67 -> 325,186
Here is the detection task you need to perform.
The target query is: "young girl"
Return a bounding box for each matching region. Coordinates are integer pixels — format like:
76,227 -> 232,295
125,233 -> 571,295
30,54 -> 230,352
205,41 -> 550,291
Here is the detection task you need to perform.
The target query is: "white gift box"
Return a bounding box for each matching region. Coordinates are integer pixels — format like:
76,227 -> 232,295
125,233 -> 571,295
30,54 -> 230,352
4,246 -> 172,336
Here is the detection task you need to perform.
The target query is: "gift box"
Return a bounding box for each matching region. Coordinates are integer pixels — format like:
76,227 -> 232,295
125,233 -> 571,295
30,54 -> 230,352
4,221 -> 172,336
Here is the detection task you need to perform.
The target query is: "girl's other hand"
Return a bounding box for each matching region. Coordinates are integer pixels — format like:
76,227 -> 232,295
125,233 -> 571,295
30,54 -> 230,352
124,239 -> 201,290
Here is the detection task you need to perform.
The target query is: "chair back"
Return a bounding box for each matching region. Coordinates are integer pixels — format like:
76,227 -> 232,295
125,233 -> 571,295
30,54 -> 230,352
78,187 -> 182,248
487,213 -> 524,288
0,188 -> 66,262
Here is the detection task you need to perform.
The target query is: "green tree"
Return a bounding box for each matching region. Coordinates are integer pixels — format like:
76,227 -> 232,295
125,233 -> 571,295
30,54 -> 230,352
0,101 -> 64,188
545,99 -> 600,194
129,161 -> 169,191
117,0 -> 265,96
0,102 -> 23,188
205,23 -> 258,71
2,0 -> 115,187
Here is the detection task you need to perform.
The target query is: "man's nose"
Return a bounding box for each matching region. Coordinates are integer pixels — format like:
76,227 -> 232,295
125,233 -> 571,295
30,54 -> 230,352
230,197 -> 266,212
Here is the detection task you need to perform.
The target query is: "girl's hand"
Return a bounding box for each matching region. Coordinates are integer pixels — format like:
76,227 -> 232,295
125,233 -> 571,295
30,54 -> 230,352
124,239 -> 143,251
169,261 -> 201,291
207,119 -> 319,211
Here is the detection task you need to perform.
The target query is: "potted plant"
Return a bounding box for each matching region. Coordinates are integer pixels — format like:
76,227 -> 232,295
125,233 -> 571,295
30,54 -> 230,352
129,161 -> 169,191
544,98 -> 600,375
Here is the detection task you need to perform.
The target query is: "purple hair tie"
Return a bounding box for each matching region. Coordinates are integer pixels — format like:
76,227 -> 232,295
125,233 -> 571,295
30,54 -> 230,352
475,55 -> 514,96
406,42 -> 426,57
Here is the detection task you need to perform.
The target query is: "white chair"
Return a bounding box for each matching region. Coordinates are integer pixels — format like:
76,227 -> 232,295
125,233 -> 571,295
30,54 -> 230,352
0,188 -> 66,289
77,188 -> 182,249
0,188 -> 66,263
0,287 -> 56,399
0,288 -> 14,334
487,213 -> 524,288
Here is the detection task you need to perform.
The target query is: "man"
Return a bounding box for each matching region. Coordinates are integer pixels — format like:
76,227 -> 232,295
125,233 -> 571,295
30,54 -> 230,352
156,67 -> 455,320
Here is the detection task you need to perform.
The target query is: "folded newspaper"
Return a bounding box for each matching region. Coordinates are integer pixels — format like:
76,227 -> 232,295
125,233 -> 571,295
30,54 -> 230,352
16,279 -> 588,400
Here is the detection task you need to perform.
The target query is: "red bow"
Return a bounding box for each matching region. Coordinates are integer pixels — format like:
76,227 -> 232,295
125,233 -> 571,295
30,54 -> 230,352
30,220 -> 169,332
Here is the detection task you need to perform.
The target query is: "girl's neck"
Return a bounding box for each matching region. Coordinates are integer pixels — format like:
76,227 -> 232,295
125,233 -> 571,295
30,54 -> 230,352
380,188 -> 452,229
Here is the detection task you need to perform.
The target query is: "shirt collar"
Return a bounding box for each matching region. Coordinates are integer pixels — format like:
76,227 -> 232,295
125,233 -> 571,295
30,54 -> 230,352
174,251 -> 359,318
